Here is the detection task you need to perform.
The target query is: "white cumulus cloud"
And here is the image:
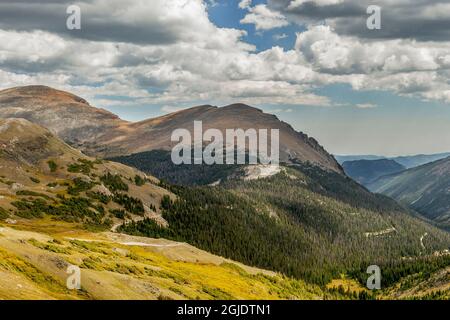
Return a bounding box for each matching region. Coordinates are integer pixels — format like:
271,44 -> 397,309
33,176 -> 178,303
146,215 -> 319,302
240,4 -> 289,30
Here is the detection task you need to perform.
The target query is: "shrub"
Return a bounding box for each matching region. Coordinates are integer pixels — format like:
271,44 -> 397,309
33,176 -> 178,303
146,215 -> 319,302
30,177 -> 40,184
86,191 -> 111,204
16,190 -> 52,200
113,193 -> 144,215
0,207 -> 9,220
47,160 -> 58,172
67,159 -> 96,174
67,178 -> 95,195
11,199 -> 47,218
110,209 -> 127,219
134,175 -> 146,186
100,173 -> 129,192
160,195 -> 172,210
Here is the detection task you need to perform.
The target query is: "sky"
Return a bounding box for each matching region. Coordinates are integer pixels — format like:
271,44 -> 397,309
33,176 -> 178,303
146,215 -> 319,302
0,0 -> 450,156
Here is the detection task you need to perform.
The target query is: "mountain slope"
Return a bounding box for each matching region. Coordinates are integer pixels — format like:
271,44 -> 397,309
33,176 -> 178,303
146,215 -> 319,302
0,86 -> 342,173
0,222 -> 336,300
123,103 -> 342,171
393,153 -> 450,169
0,118 -> 170,229
369,157 -> 450,230
342,159 -> 406,186
120,161 -> 450,285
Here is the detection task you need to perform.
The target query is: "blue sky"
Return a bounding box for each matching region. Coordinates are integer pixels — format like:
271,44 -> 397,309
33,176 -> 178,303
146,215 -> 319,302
1,0 -> 450,156
208,0 -> 299,52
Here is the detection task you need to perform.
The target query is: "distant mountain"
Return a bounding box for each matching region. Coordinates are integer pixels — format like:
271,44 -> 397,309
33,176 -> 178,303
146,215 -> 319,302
342,159 -> 406,186
369,157 -> 450,230
392,153 -> 450,169
0,86 -> 342,173
336,153 -> 450,169
335,155 -> 385,164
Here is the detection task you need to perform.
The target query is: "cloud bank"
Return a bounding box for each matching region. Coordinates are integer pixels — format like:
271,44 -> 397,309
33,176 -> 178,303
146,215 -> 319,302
0,0 -> 449,113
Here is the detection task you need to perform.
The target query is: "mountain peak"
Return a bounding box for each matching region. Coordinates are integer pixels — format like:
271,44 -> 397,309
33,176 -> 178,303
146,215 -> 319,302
2,85 -> 60,93
222,103 -> 263,113
0,117 -> 48,136
170,104 -> 217,115
0,85 -> 91,106
0,117 -> 80,166
127,102 -> 343,172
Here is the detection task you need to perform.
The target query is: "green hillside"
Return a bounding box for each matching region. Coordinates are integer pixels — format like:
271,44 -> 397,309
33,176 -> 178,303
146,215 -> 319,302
119,162 -> 450,286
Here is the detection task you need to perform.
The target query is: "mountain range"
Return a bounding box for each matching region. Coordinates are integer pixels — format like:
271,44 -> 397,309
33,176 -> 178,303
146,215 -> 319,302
0,85 -> 449,300
342,159 -> 406,186
336,153 -> 450,169
369,157 -> 450,231
0,86 -> 341,173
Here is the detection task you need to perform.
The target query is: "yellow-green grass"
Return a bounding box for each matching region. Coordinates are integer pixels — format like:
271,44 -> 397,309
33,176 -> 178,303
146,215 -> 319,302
0,219 -> 333,300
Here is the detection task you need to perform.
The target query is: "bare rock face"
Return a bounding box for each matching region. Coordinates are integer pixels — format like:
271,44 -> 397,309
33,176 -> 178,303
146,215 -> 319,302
10,183 -> 24,191
92,184 -> 113,197
0,86 -> 343,173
